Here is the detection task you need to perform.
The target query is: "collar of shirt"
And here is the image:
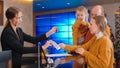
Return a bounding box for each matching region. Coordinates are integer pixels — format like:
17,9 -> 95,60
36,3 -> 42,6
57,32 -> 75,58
95,32 -> 103,39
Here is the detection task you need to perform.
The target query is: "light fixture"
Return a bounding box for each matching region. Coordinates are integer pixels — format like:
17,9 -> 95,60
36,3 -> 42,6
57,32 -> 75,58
66,2 -> 70,5
42,6 -> 45,8
12,0 -> 33,3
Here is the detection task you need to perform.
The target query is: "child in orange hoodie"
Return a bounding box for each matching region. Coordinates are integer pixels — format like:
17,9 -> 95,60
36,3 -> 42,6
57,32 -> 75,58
72,6 -> 89,68
72,6 -> 89,45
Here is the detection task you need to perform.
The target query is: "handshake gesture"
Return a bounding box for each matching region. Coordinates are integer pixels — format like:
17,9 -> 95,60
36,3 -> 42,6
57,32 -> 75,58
43,40 -> 85,66
42,40 -> 61,50
43,40 -> 85,55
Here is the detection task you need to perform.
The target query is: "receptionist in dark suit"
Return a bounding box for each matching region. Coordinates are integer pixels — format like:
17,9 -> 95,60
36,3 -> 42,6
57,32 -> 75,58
0,7 -> 58,68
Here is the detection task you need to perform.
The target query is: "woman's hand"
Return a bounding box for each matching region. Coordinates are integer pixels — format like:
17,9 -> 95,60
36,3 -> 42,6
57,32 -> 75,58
58,43 -> 66,49
77,58 -> 85,64
46,26 -> 58,37
42,40 -> 53,49
51,26 -> 58,33
75,48 -> 85,55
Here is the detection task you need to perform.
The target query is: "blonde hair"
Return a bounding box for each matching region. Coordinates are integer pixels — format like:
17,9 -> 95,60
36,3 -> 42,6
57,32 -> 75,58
93,16 -> 107,36
76,6 -> 89,22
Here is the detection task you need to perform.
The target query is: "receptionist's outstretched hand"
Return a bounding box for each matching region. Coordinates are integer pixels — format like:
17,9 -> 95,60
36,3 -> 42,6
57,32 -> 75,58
42,40 -> 53,49
51,26 -> 58,33
49,26 -> 58,35
46,26 -> 58,37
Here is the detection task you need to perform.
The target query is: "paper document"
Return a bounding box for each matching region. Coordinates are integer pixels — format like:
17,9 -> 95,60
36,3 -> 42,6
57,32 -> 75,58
52,41 -> 61,50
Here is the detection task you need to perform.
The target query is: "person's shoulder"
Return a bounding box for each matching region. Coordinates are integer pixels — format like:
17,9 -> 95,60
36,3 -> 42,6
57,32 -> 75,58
2,25 -> 12,34
100,36 -> 113,46
100,36 -> 109,41
1,25 -> 13,39
101,36 -> 110,40
73,20 -> 82,25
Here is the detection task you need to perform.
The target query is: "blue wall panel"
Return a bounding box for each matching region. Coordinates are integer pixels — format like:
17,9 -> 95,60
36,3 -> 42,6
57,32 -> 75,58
36,11 -> 76,68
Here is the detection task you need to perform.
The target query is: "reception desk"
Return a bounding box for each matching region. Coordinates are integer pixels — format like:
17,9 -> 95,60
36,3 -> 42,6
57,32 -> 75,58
22,53 -> 73,68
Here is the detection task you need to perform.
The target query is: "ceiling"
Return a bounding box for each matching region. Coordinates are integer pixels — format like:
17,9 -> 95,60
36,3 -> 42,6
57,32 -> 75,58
33,0 -> 120,12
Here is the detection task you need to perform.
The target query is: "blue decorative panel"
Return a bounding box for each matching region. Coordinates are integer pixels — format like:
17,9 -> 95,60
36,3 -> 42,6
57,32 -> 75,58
36,11 -> 75,45
36,11 -> 76,68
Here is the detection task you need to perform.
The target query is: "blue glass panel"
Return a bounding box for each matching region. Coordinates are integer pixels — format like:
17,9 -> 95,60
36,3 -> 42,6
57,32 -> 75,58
50,38 -> 68,44
68,25 -> 73,31
57,25 -> 68,31
69,18 -> 75,25
69,38 -> 73,45
36,15 -> 51,26
51,13 -> 68,25
36,26 -> 51,32
36,11 -> 75,51
69,31 -> 73,38
36,19 -> 51,26
51,32 -> 68,38
35,11 -> 76,68
36,14 -> 50,18
68,11 -> 76,25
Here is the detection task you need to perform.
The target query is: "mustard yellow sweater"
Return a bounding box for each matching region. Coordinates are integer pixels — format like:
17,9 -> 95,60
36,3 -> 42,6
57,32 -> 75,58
64,36 -> 114,68
72,20 -> 89,45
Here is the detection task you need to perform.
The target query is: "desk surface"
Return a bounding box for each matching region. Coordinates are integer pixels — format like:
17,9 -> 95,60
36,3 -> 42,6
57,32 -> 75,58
46,54 -> 72,57
23,53 -> 72,57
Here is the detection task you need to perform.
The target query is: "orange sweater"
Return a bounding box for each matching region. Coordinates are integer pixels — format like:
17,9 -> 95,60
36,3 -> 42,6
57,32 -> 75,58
65,36 -> 114,68
72,20 -> 89,45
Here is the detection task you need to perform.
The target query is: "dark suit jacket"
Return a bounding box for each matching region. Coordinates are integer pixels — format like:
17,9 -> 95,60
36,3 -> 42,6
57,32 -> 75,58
1,23 -> 47,68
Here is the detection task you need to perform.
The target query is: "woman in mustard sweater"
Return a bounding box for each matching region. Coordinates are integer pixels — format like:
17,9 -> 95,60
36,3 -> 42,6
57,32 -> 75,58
59,16 -> 114,68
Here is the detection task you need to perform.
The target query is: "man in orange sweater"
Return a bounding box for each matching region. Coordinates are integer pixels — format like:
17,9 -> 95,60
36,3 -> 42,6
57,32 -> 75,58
84,5 -> 111,43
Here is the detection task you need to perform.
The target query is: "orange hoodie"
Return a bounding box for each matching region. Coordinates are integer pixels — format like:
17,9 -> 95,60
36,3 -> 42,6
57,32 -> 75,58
72,20 -> 89,45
